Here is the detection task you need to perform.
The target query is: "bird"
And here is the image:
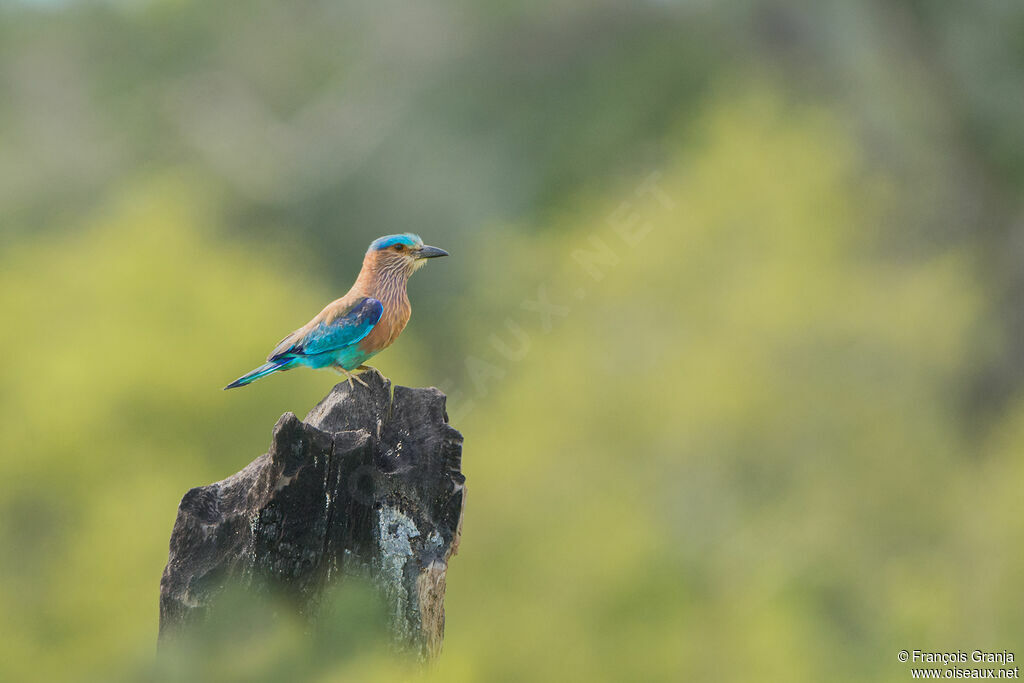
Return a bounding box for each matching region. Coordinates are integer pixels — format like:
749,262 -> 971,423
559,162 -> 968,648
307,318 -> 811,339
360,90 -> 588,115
225,233 -> 448,390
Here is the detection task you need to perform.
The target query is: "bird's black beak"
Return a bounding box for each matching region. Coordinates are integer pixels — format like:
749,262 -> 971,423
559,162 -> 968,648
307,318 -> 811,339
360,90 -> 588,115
417,245 -> 449,259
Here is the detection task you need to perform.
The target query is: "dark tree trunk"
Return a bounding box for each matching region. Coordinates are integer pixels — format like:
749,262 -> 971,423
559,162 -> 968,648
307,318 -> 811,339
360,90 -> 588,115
158,369 -> 465,661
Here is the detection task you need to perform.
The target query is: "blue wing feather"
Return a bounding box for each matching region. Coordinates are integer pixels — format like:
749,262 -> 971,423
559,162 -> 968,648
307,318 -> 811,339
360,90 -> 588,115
270,297 -> 383,361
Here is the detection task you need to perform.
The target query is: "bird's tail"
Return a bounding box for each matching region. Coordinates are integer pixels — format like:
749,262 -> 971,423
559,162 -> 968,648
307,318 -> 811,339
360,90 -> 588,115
224,359 -> 293,390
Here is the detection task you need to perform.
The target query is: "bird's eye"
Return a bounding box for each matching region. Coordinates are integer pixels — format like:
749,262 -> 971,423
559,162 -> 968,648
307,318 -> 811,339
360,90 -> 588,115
394,244 -> 405,251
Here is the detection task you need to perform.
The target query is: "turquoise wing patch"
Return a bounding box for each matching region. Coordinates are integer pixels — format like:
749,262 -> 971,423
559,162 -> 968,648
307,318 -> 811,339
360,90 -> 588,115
270,298 -> 383,360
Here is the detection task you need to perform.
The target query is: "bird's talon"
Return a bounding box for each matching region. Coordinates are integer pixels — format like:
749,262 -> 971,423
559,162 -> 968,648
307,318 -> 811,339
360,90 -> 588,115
337,366 -> 370,389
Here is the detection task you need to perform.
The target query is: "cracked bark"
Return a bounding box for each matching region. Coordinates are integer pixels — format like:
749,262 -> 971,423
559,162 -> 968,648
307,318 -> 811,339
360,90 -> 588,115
158,369 -> 465,660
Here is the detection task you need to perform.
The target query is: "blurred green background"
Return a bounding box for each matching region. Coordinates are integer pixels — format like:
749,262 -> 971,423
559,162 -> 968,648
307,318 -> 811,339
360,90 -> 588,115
2,0 -> 1023,681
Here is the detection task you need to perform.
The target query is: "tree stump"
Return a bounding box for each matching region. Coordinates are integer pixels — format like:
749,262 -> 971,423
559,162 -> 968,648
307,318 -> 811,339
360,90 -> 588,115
158,369 -> 465,661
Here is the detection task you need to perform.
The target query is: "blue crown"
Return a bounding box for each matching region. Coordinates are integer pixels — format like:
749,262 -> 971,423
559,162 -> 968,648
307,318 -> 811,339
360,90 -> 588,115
368,233 -> 423,252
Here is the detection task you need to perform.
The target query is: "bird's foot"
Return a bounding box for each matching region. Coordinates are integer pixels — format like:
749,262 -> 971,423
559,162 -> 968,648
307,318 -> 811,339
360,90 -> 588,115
354,366 -> 381,387
338,366 -> 370,389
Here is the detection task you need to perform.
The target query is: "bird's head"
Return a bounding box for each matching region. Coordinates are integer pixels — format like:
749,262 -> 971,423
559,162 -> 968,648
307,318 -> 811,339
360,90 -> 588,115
365,233 -> 449,276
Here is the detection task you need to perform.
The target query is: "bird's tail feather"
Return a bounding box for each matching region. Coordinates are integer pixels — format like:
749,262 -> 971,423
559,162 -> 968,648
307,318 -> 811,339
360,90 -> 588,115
224,360 -> 292,390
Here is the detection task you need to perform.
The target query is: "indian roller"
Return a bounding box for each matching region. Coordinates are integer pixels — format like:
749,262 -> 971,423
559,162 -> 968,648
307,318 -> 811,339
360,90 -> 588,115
225,233 -> 448,390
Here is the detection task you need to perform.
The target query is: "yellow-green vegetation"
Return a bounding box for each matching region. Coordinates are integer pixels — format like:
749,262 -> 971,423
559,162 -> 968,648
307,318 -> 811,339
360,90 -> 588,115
1,84 -> 1020,681
0,176 -> 331,680
435,90 -> 1009,682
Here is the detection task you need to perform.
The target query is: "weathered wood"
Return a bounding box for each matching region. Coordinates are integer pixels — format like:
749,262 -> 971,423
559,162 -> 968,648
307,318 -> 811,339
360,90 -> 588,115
158,369 -> 465,660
